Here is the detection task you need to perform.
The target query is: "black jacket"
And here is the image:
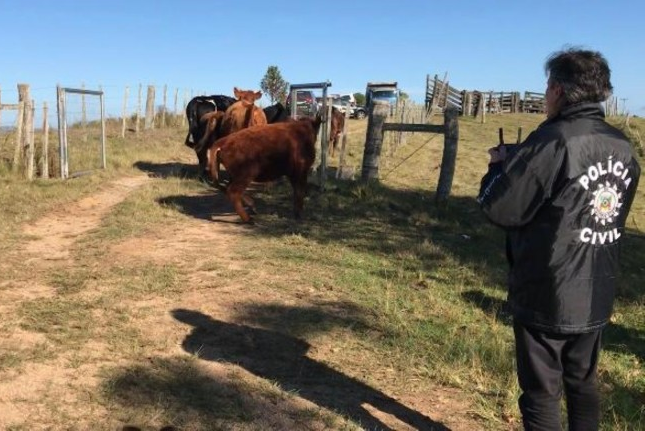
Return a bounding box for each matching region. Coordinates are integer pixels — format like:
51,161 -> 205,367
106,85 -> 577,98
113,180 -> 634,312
478,103 -> 641,333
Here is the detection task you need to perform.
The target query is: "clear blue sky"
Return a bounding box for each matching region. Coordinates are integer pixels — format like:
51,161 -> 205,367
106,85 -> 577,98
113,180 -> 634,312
1,0 -> 644,124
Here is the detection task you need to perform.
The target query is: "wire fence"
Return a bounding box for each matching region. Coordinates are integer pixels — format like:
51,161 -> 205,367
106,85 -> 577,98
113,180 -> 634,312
0,83 -> 212,179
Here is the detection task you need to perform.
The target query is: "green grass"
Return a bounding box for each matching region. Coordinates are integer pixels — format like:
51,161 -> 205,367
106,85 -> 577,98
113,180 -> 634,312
18,297 -> 95,346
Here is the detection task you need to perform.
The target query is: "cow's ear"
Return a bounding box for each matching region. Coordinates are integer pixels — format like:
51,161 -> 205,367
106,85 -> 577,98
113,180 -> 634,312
254,91 -> 262,101
233,87 -> 241,99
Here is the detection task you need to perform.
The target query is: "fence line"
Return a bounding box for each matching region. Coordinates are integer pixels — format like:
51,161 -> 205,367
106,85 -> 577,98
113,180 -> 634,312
0,82 -> 208,180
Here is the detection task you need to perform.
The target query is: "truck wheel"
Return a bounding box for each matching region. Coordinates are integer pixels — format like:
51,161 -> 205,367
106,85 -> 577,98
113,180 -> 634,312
355,110 -> 366,120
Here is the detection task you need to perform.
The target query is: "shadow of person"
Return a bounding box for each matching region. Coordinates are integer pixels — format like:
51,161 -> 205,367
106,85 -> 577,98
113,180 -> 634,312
172,309 -> 450,431
461,290 -> 512,325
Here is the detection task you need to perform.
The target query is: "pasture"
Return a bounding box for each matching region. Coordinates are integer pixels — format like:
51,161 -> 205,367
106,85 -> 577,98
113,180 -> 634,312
0,113 -> 643,430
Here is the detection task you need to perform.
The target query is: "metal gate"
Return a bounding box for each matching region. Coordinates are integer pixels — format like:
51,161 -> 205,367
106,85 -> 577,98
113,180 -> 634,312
56,86 -> 106,179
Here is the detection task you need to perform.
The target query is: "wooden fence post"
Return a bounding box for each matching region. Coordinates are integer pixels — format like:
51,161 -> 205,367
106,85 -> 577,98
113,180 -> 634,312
431,74 -> 440,112
12,101 -> 25,173
425,74 -> 431,111
13,84 -> 30,173
479,93 -> 486,124
181,89 -> 189,127
144,85 -> 155,130
436,107 -> 459,204
173,88 -> 179,125
361,100 -> 389,182
161,84 -> 167,128
18,84 -> 30,127
25,100 -> 35,180
136,84 -> 142,134
41,102 -> 49,179
121,86 -> 129,138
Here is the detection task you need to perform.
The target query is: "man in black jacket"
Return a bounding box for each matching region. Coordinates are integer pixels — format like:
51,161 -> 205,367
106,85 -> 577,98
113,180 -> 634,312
478,48 -> 641,430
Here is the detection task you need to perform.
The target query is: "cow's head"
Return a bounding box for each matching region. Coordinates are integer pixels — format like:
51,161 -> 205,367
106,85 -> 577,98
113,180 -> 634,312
233,87 -> 262,106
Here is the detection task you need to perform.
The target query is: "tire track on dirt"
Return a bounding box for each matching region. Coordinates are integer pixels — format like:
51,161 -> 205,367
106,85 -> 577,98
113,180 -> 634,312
0,175 -> 152,308
22,176 -> 153,263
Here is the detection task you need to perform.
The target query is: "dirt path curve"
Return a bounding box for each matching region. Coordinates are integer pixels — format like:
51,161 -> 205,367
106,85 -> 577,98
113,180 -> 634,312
22,176 -> 153,264
0,175 -> 160,428
0,176 -> 156,311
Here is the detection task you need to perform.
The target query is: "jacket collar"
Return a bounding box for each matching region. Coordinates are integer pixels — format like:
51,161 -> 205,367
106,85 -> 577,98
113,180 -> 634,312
546,102 -> 605,125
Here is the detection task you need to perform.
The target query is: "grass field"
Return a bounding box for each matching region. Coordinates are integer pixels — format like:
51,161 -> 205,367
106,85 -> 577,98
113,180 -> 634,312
0,111 -> 643,430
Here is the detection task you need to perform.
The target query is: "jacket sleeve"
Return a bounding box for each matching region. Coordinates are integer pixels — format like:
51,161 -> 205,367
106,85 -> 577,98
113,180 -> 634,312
477,130 -> 565,228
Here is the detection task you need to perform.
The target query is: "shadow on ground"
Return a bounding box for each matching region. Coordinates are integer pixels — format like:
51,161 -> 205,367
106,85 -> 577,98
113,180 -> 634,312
171,307 -> 451,431
134,161 -> 199,180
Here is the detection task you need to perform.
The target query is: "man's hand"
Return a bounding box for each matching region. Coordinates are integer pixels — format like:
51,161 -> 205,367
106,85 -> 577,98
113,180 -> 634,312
488,145 -> 507,164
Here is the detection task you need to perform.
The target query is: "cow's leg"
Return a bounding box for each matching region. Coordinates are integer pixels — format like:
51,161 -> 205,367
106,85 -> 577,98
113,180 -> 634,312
227,179 -> 253,223
196,148 -> 208,179
185,131 -> 195,148
290,174 -> 308,220
240,192 -> 257,215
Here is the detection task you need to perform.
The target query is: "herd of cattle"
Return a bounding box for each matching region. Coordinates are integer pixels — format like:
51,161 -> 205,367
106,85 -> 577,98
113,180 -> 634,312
183,88 -> 345,223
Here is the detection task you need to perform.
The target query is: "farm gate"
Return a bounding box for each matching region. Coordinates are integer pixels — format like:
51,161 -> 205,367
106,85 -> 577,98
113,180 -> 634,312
56,85 -> 106,179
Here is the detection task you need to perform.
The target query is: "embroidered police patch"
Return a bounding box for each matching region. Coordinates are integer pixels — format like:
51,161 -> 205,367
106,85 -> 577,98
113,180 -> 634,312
590,181 -> 623,226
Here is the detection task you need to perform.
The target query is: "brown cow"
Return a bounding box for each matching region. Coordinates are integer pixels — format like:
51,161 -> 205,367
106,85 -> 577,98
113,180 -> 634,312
196,88 -> 267,150
328,106 -> 345,158
220,87 -> 268,136
207,116 -> 322,223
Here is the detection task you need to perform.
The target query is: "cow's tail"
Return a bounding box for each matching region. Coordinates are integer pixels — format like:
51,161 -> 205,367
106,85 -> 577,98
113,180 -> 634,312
243,104 -> 253,128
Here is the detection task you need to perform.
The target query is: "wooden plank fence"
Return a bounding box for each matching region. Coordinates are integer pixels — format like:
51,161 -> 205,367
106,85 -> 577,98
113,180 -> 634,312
522,91 -> 546,114
425,74 -> 546,116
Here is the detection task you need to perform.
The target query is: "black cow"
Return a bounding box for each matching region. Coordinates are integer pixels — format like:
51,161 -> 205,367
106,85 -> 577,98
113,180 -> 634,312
184,95 -> 236,176
263,102 -> 291,124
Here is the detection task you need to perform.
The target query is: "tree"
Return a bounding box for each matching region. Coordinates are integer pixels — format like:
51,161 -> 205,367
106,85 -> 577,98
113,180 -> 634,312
399,91 -> 409,100
353,92 -> 365,106
260,65 -> 289,104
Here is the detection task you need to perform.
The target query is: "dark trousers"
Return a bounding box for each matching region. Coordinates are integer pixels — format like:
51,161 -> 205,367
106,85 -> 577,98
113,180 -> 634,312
513,321 -> 602,431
